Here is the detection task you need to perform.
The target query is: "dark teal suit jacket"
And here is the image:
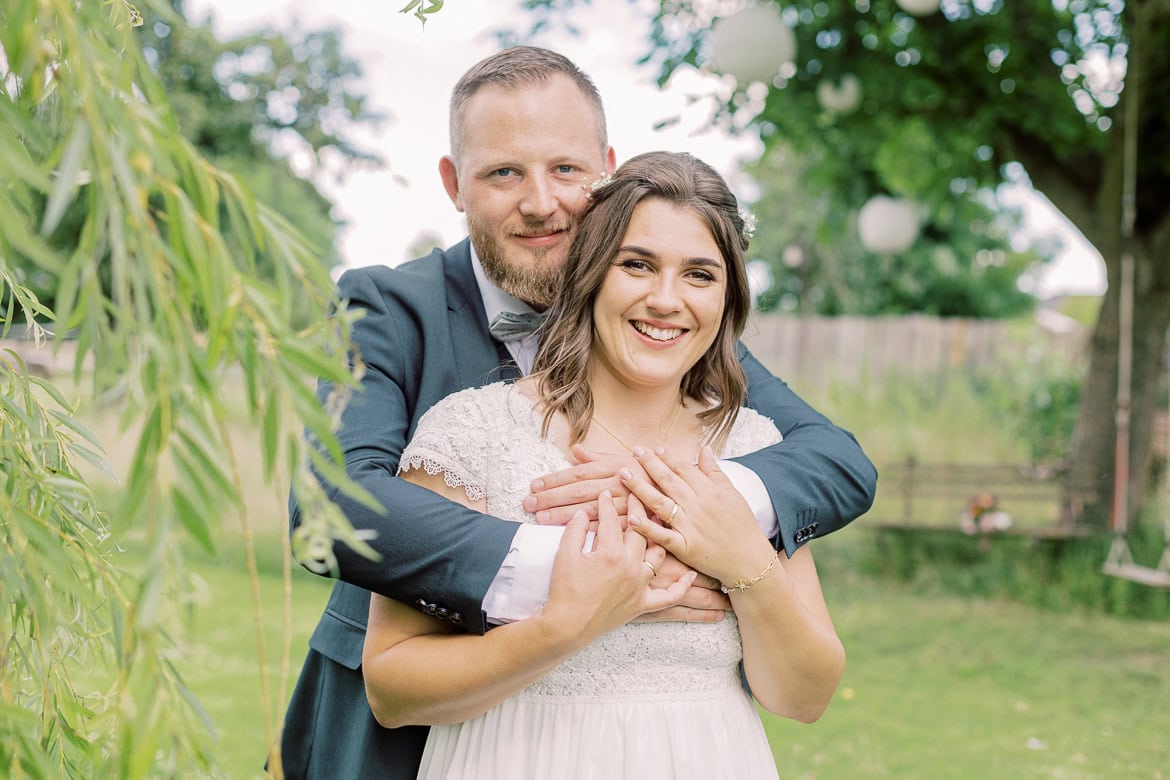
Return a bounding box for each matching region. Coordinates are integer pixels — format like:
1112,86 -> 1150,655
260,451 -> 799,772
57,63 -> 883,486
278,241 -> 877,778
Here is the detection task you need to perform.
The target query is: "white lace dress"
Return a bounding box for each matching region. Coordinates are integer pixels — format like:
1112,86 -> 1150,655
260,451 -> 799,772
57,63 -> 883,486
399,382 -> 783,780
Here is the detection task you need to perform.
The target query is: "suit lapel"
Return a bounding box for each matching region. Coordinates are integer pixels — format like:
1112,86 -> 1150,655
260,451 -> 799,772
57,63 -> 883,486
443,241 -> 521,386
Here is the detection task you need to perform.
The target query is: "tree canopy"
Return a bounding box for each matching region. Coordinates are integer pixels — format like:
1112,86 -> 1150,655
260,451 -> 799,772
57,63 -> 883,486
521,0 -> 1170,524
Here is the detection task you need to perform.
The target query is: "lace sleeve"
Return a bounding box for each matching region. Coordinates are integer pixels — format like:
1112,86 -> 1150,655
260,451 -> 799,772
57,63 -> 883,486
724,406 -> 784,457
398,385 -> 493,503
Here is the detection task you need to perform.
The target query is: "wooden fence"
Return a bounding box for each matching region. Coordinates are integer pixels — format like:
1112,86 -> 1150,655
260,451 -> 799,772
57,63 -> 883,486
742,313 -> 1088,389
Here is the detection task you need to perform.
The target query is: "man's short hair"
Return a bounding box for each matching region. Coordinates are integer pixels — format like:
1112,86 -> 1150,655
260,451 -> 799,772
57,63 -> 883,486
449,46 -> 608,161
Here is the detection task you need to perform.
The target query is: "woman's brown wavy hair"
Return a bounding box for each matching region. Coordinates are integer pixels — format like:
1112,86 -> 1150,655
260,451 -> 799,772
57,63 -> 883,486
530,151 -> 753,452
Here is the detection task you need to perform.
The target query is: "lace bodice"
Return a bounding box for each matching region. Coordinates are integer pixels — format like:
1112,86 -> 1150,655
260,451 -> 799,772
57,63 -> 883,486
400,381 -> 783,701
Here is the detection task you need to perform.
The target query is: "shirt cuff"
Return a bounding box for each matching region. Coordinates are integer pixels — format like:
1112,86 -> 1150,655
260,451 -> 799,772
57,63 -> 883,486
482,523 -> 564,625
719,460 -> 779,541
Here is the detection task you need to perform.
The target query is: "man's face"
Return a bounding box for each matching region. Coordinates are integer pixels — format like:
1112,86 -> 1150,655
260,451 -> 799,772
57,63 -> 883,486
440,75 -> 615,310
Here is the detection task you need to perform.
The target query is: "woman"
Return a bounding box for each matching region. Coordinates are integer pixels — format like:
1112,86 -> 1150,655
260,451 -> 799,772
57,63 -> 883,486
362,152 -> 845,779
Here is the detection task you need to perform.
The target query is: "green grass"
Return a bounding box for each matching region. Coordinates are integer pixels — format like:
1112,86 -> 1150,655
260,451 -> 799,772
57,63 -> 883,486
61,369 -> 1170,778
176,531 -> 1170,779
762,538 -> 1170,779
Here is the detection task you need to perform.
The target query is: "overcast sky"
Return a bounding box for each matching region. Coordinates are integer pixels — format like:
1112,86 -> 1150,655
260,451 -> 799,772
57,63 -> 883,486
188,0 -> 1106,298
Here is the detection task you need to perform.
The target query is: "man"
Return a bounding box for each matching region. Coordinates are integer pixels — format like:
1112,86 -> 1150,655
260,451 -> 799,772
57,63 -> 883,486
277,46 -> 876,779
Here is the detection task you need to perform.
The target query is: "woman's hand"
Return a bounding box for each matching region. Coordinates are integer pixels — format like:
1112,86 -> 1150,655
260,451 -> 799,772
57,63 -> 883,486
538,490 -> 696,645
620,446 -> 775,586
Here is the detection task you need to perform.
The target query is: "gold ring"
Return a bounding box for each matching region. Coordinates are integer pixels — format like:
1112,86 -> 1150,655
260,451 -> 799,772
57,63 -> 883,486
664,502 -> 680,527
642,561 -> 657,577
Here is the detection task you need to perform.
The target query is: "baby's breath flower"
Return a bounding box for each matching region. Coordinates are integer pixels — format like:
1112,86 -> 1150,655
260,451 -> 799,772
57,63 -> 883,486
738,207 -> 757,241
584,172 -> 613,196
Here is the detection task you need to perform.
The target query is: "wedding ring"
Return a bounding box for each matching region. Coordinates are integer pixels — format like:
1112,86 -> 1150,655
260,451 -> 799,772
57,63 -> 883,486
664,502 -> 680,527
642,561 -> 657,577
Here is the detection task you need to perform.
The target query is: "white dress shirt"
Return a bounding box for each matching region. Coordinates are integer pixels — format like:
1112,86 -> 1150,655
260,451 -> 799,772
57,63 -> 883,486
470,247 -> 779,624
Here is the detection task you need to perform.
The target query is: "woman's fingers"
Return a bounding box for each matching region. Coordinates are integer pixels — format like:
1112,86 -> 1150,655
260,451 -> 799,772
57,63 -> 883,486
640,570 -> 698,614
619,461 -> 680,525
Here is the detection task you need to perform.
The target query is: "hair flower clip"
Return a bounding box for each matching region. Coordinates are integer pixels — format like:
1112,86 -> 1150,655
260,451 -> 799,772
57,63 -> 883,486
738,207 -> 757,241
585,172 -> 613,196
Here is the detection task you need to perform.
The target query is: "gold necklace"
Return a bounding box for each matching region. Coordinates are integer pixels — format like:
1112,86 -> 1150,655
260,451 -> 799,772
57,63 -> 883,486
591,400 -> 684,454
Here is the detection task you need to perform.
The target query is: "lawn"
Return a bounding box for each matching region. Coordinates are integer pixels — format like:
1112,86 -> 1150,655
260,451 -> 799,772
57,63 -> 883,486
175,529 -> 1170,779
68,369 -> 1170,778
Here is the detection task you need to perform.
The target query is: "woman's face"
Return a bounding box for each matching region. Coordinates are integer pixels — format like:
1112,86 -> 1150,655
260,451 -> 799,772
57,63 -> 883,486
590,197 -> 727,394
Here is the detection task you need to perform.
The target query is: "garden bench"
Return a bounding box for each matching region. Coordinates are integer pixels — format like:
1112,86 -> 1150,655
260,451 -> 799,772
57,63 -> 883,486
866,456 -> 1100,540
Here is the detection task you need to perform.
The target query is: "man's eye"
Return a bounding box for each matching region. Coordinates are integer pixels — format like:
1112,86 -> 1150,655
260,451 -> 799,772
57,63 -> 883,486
492,168 -> 516,178
556,165 -> 576,174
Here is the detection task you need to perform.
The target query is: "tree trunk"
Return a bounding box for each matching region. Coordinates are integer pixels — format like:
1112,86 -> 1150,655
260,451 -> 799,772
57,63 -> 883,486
1069,239 -> 1170,529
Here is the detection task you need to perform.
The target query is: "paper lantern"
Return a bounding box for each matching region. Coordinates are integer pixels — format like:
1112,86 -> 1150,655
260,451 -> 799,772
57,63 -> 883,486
858,196 -> 919,253
816,74 -> 862,113
708,4 -> 797,86
894,0 -> 942,16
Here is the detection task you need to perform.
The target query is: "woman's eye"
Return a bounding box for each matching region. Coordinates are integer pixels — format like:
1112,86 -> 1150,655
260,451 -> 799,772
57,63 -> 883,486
619,258 -> 649,271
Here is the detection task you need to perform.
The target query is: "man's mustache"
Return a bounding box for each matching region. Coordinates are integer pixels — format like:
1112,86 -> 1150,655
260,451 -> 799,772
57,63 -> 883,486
507,221 -> 573,238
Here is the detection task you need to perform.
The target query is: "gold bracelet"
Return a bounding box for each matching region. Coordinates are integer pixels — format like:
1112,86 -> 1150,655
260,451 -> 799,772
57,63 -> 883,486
719,551 -> 780,594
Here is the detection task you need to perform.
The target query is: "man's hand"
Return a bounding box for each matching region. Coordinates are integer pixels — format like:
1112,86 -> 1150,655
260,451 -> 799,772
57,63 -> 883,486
634,551 -> 730,623
523,445 -> 648,524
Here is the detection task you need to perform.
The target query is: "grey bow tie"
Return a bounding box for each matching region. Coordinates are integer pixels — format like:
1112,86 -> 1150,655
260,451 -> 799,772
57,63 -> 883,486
489,310 -> 548,342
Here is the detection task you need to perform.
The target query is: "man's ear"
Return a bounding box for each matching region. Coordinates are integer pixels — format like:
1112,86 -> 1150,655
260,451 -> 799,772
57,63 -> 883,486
439,156 -> 464,212
604,146 -> 617,175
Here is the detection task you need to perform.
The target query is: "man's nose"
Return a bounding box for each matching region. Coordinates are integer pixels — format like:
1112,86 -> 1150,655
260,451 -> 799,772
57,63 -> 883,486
518,175 -> 559,220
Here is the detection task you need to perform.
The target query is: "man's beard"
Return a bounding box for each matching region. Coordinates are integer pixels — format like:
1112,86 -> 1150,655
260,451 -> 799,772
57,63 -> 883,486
469,215 -> 570,310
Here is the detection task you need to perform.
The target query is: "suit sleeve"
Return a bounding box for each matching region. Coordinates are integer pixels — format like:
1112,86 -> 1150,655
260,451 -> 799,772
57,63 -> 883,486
289,268 -> 518,635
731,343 -> 878,556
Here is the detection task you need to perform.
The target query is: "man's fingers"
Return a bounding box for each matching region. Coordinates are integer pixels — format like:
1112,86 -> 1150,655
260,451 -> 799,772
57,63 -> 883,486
534,494 -> 629,525
677,584 -> 732,612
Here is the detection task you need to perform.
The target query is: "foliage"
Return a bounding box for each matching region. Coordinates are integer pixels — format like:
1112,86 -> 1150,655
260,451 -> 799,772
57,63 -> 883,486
747,143 -> 1039,317
0,0 -> 376,774
517,0 -> 1170,525
975,359 -> 1083,464
3,0 -> 379,319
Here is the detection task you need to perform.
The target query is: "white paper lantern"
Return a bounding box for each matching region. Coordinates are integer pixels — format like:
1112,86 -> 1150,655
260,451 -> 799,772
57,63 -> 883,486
858,196 -> 920,253
894,0 -> 942,16
708,4 -> 797,86
816,74 -> 862,113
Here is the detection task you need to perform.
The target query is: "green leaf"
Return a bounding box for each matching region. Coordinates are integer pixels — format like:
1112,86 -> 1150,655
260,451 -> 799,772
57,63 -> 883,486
171,486 -> 216,553
40,123 -> 90,237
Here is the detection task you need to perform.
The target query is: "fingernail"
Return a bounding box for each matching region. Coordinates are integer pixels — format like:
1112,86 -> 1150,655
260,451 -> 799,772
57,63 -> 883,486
523,495 -> 537,511
655,446 -> 665,455
535,510 -> 550,524
632,446 -> 646,457
619,467 -> 632,480
531,479 -> 544,491
628,514 -> 641,527
600,489 -> 612,499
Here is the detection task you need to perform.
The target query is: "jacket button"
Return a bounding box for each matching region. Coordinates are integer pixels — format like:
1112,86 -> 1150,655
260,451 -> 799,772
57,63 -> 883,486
436,608 -> 449,620
424,603 -> 438,616
450,612 -> 464,625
